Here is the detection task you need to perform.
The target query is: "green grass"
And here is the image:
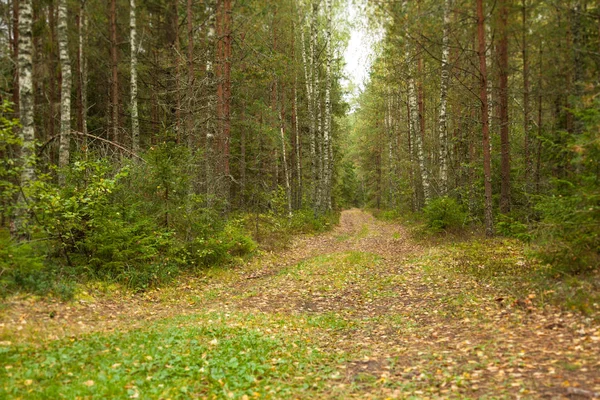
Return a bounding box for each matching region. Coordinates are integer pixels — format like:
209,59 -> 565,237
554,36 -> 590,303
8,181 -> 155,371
0,312 -> 342,399
421,237 -> 600,317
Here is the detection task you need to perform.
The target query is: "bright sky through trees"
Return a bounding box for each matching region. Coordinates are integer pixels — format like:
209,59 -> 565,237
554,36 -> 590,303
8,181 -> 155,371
342,0 -> 378,101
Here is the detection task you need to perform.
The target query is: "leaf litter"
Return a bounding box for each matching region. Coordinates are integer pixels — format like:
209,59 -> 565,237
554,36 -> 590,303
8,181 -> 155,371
1,209 -> 599,399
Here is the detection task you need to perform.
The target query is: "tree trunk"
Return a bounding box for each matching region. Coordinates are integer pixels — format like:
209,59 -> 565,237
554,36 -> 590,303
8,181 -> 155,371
130,0 -> 140,154
404,1 -> 429,206
522,0 -> 532,192
301,8 -> 317,211
12,0 -> 19,115
476,0 -> 494,236
438,0 -> 452,195
186,0 -> 194,148
58,0 -> 71,184
171,0 -> 181,141
76,1 -> 86,141
279,84 -> 292,218
498,0 -> 511,214
110,0 -> 119,142
323,0 -> 332,212
223,0 -> 232,200
15,0 -> 35,234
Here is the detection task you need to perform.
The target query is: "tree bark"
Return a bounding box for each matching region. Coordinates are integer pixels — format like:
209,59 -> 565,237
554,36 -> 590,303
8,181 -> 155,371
323,0 -> 332,212
522,0 -> 532,192
130,0 -> 140,154
15,0 -> 35,234
12,0 -> 19,115
186,0 -> 195,148
58,0 -> 71,184
110,0 -> 119,143
476,0 -> 494,236
498,0 -> 511,213
438,0 -> 452,195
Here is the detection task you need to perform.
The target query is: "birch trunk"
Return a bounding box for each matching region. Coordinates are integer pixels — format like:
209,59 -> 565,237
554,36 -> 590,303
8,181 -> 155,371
323,0 -> 332,212
476,0 -> 494,236
58,0 -> 71,184
110,0 -> 119,143
130,0 -> 140,154
15,0 -> 34,234
278,85 -> 292,218
12,0 -> 19,115
403,1 -> 429,206
76,0 -> 87,145
311,0 -> 323,212
438,0 -> 452,195
291,13 -> 302,209
300,10 -> 317,211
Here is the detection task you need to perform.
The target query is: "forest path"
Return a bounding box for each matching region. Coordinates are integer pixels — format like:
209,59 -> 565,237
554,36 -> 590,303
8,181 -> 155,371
1,209 -> 599,398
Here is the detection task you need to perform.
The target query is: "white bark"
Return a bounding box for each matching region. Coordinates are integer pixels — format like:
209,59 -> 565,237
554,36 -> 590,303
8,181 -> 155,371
130,0 -> 140,154
278,93 -> 292,218
301,7 -> 317,210
406,58 -> 430,205
79,1 -> 88,138
323,0 -> 332,212
438,0 -> 452,194
16,0 -> 35,233
311,0 -> 322,212
58,0 -> 71,184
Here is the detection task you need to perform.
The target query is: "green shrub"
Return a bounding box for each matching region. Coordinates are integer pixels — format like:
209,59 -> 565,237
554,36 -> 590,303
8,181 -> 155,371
0,230 -> 44,294
496,214 -> 532,242
533,192 -> 599,274
185,222 -> 257,267
423,196 -> 467,232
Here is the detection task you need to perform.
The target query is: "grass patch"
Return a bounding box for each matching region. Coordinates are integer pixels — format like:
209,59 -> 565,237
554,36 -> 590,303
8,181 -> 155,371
0,312 -> 342,399
422,237 -> 600,317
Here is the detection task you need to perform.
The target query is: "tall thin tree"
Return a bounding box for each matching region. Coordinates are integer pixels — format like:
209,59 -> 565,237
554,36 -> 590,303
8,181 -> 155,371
58,0 -> 71,184
476,0 -> 494,236
130,0 -> 139,154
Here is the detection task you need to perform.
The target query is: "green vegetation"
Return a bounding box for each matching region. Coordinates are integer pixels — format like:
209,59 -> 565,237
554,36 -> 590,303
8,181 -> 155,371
0,137 -> 337,297
0,312 -> 339,399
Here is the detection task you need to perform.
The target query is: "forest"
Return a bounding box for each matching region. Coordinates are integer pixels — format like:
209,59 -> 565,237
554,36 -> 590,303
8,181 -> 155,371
0,0 -> 599,398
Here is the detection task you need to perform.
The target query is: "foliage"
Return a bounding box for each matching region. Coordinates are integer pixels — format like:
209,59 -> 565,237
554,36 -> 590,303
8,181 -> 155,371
183,221 -> 257,267
0,101 -> 21,222
0,313 -> 334,399
532,101 -> 600,274
422,197 -> 467,233
496,214 -> 532,242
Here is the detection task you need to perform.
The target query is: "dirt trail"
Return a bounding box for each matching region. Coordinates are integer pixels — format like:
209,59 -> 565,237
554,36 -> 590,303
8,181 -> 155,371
1,209 -> 599,398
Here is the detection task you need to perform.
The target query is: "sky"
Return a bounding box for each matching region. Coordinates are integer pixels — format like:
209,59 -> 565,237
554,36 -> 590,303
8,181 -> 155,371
342,1 -> 379,104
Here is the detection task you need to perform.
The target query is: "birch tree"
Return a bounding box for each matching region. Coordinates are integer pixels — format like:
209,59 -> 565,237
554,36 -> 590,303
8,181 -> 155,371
476,0 -> 494,236
110,0 -> 119,142
323,0 -> 332,211
58,0 -> 71,184
438,0 -> 452,195
130,0 -> 140,154
15,0 -> 34,234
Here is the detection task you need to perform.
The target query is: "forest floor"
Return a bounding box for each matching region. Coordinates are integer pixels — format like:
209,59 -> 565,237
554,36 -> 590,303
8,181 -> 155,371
1,209 -> 599,399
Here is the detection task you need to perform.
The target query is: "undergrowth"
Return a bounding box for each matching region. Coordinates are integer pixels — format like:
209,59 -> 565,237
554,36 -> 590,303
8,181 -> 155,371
429,237 -> 600,316
0,312 -> 341,399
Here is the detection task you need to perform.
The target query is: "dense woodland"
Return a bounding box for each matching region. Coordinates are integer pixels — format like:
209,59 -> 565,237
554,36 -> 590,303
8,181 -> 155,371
347,0 -> 600,272
0,0 -> 346,294
0,0 -> 598,297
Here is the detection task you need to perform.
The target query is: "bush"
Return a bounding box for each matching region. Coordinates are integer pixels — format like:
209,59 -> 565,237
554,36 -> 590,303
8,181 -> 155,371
423,196 -> 467,232
184,222 -> 257,267
533,192 -> 599,274
496,214 -> 532,242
